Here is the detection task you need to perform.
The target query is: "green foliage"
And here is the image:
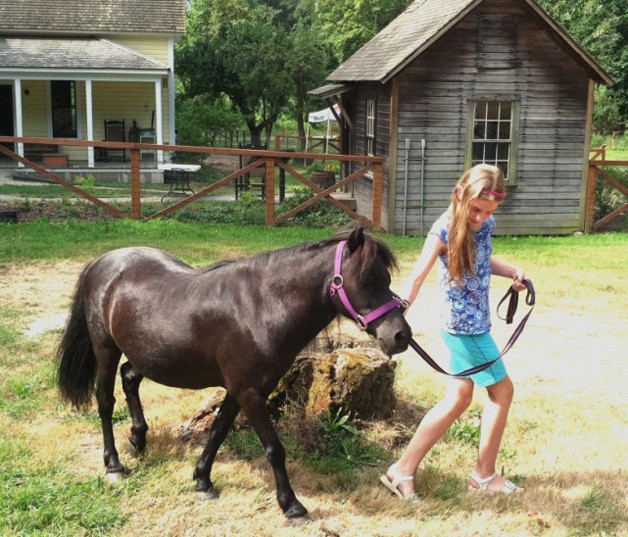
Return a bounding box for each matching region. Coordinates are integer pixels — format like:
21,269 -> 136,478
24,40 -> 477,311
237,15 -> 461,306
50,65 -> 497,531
176,94 -> 245,148
311,0 -> 410,63
320,407 -> 360,436
539,0 -> 628,132
277,186 -> 352,228
74,174 -> 96,194
444,409 -> 482,446
224,428 -> 264,460
177,0 -> 293,143
311,409 -> 385,475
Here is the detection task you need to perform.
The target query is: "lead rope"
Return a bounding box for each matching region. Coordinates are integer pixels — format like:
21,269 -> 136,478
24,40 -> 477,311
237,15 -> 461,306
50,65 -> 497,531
408,279 -> 535,378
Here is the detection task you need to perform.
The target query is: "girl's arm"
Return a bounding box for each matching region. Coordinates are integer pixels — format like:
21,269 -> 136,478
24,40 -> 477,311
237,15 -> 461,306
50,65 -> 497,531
490,257 -> 526,291
402,233 -> 445,305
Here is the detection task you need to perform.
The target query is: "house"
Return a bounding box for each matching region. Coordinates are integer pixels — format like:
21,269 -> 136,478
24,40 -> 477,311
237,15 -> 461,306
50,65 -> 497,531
312,0 -> 613,235
0,0 -> 186,168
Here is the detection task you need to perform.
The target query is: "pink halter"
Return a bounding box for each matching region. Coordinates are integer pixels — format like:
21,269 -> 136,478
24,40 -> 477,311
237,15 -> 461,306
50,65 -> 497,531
329,240 -> 407,330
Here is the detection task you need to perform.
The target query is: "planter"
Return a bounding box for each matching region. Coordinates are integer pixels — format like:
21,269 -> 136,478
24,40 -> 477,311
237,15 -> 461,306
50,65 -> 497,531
311,170 -> 335,189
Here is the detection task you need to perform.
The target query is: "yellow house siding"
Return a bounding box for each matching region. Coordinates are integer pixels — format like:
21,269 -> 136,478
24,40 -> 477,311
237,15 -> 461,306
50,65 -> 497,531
113,35 -> 172,65
20,80 -> 170,161
21,80 -> 48,138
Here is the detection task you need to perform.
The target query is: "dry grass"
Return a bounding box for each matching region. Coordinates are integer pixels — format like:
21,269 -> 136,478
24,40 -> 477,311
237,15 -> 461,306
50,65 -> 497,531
1,237 -> 627,536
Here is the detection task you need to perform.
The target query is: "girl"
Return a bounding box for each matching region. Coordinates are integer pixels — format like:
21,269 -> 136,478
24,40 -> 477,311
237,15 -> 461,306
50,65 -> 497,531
381,164 -> 526,500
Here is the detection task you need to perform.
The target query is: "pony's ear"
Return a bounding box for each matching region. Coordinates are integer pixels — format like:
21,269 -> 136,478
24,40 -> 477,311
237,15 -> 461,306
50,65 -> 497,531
347,226 -> 365,253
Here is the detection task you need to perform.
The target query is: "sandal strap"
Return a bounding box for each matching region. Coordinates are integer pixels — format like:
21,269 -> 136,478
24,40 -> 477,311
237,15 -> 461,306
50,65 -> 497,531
470,470 -> 520,493
390,474 -> 414,487
388,463 -> 415,488
470,470 -> 499,489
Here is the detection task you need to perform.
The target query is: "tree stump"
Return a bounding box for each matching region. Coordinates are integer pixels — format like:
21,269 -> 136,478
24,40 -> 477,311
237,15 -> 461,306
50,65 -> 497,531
268,344 -> 397,420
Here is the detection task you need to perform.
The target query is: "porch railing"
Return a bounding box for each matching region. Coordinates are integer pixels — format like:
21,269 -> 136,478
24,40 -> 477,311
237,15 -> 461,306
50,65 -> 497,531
0,136 -> 384,230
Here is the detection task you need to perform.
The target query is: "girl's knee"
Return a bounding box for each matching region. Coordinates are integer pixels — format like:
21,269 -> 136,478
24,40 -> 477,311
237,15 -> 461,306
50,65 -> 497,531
446,380 -> 474,411
487,375 -> 514,403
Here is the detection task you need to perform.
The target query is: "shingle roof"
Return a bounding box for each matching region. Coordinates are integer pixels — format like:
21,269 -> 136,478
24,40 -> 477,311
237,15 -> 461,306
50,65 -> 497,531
328,0 -> 612,85
0,0 -> 186,35
328,0 -> 477,83
0,37 -> 168,71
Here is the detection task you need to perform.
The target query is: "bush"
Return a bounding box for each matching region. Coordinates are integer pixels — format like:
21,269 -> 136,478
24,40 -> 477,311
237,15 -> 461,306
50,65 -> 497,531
277,186 -> 351,228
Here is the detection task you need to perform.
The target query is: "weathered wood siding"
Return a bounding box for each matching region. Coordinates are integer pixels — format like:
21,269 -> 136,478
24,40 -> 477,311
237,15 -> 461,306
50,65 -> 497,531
390,0 -> 591,235
344,83 -> 393,229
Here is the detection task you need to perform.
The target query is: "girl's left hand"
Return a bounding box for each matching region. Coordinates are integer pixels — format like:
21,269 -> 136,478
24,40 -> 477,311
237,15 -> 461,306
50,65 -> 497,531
512,268 -> 526,291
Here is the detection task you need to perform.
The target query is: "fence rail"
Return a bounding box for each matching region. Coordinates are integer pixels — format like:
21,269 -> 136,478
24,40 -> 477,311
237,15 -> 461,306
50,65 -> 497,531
586,147 -> 628,231
0,136 -> 384,229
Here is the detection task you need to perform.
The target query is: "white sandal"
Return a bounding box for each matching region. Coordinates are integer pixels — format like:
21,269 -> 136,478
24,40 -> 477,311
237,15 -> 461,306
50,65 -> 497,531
469,469 -> 522,494
380,464 -> 419,501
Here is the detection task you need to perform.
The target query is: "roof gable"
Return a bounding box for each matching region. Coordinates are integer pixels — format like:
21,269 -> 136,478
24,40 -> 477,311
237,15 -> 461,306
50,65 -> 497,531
0,0 -> 186,35
328,0 -> 612,85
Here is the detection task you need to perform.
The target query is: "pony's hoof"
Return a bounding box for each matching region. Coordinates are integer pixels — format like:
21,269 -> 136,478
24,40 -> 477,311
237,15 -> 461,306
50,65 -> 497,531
197,487 -> 219,501
286,513 -> 310,526
284,502 -> 308,520
128,437 -> 146,455
105,471 -> 124,484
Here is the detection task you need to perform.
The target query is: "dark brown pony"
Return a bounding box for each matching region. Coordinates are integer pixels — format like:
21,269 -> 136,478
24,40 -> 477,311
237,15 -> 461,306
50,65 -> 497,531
56,226 -> 411,518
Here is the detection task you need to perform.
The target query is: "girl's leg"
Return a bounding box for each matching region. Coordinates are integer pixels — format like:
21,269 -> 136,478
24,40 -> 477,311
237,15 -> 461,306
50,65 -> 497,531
471,375 -> 515,490
388,378 -> 474,497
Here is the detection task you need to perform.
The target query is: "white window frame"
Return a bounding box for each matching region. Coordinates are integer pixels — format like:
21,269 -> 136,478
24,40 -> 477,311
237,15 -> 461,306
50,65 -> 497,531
466,99 -> 519,184
366,98 -> 376,157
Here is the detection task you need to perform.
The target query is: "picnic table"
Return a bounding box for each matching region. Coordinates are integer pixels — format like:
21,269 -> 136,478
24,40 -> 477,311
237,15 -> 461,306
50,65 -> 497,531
159,163 -> 201,202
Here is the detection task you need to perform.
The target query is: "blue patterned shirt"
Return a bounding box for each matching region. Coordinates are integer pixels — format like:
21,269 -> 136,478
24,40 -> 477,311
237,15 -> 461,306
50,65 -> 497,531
429,211 -> 495,335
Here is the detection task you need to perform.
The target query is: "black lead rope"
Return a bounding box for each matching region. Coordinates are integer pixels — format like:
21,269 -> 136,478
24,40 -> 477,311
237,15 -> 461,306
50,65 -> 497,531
408,279 -> 535,378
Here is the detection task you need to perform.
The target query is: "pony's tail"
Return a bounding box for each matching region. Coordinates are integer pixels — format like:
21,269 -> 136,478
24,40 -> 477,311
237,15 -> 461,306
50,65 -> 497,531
56,267 -> 97,409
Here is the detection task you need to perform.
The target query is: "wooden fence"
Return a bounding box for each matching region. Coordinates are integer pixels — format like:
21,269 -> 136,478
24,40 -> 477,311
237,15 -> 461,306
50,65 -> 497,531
586,147 -> 628,231
0,136 -> 384,229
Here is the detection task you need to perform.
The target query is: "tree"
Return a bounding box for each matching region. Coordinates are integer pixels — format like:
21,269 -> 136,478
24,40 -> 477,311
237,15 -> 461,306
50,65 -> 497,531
176,0 -> 293,145
312,0 -> 412,63
176,95 -> 244,147
539,0 -> 628,134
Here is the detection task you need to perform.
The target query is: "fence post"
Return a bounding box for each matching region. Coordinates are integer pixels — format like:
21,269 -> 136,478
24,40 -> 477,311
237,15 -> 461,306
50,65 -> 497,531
265,157 -> 276,226
584,163 -> 598,233
372,161 -> 383,231
130,148 -> 141,219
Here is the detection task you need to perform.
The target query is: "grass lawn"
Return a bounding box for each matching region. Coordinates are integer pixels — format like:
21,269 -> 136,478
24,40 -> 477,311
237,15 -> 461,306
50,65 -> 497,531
0,222 -> 626,536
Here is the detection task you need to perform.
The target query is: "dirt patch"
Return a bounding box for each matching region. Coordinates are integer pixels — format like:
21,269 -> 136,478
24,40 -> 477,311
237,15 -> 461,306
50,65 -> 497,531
0,261 -> 83,326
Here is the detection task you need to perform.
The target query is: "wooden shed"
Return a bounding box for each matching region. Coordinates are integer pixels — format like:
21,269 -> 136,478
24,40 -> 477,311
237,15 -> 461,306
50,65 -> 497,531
312,0 -> 613,235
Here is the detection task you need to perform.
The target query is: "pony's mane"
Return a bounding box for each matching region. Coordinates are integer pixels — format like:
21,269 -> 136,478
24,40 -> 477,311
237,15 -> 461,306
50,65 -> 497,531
201,229 -> 398,273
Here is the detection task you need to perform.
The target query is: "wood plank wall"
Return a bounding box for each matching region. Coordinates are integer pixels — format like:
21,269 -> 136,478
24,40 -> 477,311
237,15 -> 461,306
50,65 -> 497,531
348,83 -> 392,229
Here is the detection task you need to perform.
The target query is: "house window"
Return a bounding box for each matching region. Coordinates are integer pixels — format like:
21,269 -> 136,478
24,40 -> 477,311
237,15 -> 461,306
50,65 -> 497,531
366,99 -> 376,156
51,81 -> 77,138
468,100 -> 517,182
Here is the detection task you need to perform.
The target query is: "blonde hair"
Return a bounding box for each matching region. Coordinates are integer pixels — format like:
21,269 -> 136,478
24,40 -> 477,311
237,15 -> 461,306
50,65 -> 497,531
447,164 -> 505,284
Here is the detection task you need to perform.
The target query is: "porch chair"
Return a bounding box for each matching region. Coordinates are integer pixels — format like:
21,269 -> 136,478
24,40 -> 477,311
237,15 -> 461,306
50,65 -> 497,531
102,119 -> 126,160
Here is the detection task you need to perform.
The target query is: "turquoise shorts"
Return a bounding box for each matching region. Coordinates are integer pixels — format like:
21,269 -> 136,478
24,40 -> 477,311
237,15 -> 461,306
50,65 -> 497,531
441,330 -> 507,387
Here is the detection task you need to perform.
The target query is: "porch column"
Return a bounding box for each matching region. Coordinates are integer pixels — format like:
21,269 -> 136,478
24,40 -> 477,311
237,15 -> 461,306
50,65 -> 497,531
13,79 -> 24,166
168,39 -> 176,146
85,80 -> 95,168
154,80 -> 163,164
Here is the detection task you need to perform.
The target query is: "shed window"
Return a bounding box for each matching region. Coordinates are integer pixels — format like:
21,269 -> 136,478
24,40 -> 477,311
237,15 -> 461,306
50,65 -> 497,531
51,81 -> 77,138
468,100 -> 517,182
366,99 -> 376,156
